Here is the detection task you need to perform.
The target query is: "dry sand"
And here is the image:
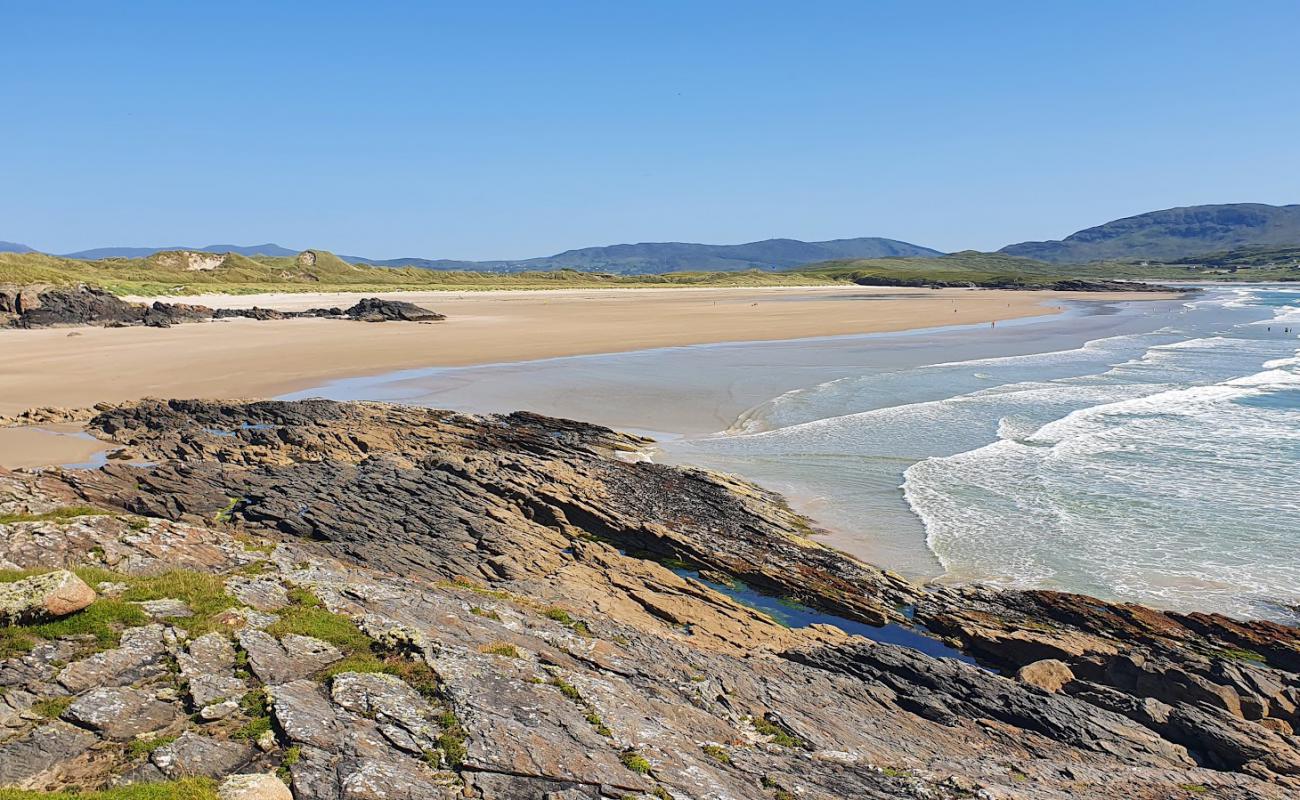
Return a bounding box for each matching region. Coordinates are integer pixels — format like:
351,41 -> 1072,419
0,285 -> 1176,466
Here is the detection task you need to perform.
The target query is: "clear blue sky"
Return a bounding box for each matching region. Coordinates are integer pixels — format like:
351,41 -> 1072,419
3,1 -> 1297,259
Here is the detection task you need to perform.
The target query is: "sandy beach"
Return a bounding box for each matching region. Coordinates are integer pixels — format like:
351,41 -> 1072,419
0,285 -> 1176,466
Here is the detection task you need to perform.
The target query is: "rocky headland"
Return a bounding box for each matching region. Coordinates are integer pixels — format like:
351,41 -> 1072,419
0,399 -> 1296,799
0,285 -> 444,329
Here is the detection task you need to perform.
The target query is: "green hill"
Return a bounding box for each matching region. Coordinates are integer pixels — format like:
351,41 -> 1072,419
1000,203 -> 1300,264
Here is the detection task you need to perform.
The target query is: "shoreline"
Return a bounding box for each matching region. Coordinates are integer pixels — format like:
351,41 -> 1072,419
0,285 -> 1180,469
0,286 -> 1178,416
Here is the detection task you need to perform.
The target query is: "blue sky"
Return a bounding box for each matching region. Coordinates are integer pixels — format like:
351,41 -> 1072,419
2,1 -> 1297,259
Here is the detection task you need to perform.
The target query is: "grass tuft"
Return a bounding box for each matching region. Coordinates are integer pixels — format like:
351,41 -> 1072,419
701,744 -> 731,765
0,506 -> 112,525
0,778 -> 219,800
619,749 -> 652,775
752,716 -> 807,749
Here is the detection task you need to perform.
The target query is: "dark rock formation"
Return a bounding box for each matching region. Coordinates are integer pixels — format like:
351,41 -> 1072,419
0,284 -> 443,329
341,297 -> 445,322
0,398 -> 1297,798
850,275 -> 1184,292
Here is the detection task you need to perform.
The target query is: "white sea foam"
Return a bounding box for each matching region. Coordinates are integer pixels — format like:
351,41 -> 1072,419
668,286 -> 1300,621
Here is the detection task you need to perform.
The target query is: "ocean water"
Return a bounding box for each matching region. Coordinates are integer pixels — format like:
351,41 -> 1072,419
284,287 -> 1300,623
662,286 -> 1300,622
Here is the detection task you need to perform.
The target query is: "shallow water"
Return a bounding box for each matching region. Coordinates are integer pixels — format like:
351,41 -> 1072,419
284,288 -> 1300,622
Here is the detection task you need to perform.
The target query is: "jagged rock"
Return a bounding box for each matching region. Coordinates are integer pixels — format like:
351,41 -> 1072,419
227,576 -> 289,611
151,731 -> 255,778
0,721 -> 98,784
0,570 -> 95,624
1018,658 -> 1075,692
176,632 -> 246,709
135,598 -> 192,618
62,686 -> 179,740
179,632 -> 237,677
270,680 -> 341,749
785,640 -> 1193,769
341,758 -> 457,799
218,772 -> 293,800
200,698 -> 240,720
238,630 -> 342,685
57,624 -> 170,693
330,672 -> 440,752
342,297 -> 445,323
189,674 -> 246,708
4,401 -> 1297,799
288,745 -> 341,800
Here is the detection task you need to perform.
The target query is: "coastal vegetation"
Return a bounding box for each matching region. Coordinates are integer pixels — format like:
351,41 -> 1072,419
1,240 -> 1294,301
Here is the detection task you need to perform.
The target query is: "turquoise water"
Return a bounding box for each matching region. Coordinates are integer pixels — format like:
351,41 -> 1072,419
283,287 -> 1299,622
665,286 -> 1300,622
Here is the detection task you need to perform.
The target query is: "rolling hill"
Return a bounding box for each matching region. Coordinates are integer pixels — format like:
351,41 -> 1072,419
61,243 -> 300,260
1000,203 -> 1300,264
3,237 -> 940,273
353,236 -> 942,273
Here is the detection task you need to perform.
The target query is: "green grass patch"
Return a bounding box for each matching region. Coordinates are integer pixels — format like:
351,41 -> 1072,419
127,734 -> 177,758
31,695 -> 73,719
118,570 -> 238,637
0,598 -> 150,658
232,689 -> 272,741
751,716 -> 807,749
619,750 -> 652,775
435,711 -> 467,767
320,653 -> 441,701
549,676 -> 581,701
0,778 -> 218,800
469,606 -> 501,621
479,642 -> 520,658
542,606 -> 593,636
1209,647 -> 1267,664
0,506 -> 112,525
264,589 -> 373,653
701,744 -> 731,765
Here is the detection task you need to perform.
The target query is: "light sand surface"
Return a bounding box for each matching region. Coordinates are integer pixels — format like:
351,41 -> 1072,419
0,286 -> 1177,467
0,426 -> 108,469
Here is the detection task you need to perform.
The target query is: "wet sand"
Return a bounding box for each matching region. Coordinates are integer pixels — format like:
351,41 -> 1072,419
0,285 -> 1176,467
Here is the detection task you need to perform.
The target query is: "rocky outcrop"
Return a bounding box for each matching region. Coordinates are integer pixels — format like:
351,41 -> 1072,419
0,569 -> 95,623
342,297 -> 446,322
0,399 -> 1296,798
0,284 -> 444,329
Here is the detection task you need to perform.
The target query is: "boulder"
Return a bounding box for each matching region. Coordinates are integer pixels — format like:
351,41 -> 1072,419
342,297 -> 445,323
58,624 -> 170,693
152,731 -> 254,778
62,686 -> 179,740
0,570 -> 95,624
0,722 -> 98,785
238,630 -> 342,685
218,772 -> 293,800
1018,659 -> 1075,693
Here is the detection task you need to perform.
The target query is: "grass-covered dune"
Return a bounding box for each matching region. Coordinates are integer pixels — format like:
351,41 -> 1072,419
3,246 -> 1290,298
0,250 -> 847,296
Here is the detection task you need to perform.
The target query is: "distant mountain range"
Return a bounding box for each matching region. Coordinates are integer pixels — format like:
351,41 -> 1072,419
999,203 -> 1300,264
0,237 -> 942,274
356,237 -> 943,273
5,203 -> 1300,271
